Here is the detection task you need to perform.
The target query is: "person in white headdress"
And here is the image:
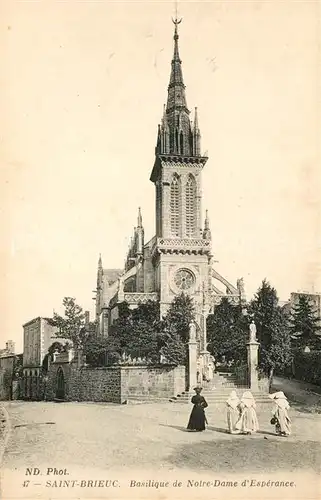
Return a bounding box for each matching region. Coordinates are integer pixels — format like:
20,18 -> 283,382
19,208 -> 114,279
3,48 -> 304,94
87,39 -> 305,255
235,391 -> 259,434
269,391 -> 291,436
226,391 -> 241,434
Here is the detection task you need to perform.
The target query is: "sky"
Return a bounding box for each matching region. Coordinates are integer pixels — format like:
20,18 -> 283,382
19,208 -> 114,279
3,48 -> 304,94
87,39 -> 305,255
1,0 -> 320,353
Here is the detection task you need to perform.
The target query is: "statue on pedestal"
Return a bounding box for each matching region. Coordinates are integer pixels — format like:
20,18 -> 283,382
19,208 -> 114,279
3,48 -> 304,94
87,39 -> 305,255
237,277 -> 246,302
249,320 -> 257,342
189,321 -> 196,343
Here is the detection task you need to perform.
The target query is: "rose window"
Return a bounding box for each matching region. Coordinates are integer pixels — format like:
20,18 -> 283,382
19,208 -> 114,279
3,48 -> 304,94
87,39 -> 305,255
174,269 -> 195,291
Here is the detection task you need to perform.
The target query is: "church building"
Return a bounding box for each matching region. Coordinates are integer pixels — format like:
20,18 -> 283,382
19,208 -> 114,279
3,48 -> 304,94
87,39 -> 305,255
95,19 -> 245,338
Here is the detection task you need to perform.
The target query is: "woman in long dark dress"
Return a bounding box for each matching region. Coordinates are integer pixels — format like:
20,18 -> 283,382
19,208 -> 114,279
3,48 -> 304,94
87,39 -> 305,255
187,387 -> 208,431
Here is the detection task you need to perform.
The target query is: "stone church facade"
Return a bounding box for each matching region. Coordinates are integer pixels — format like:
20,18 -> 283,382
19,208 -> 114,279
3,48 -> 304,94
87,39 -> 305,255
95,19 -> 246,339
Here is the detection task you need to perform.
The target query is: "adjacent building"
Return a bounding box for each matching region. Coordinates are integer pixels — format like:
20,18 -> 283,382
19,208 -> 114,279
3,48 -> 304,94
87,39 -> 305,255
0,340 -> 19,400
0,339 -> 15,357
290,291 -> 321,316
22,317 -> 60,399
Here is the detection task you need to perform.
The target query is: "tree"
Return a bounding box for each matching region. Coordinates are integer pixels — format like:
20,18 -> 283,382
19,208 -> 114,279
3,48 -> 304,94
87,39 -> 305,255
160,293 -> 196,365
109,302 -> 133,351
162,293 -> 195,342
41,341 -> 66,374
289,295 -> 321,348
110,300 -> 163,363
249,279 -> 292,381
261,308 -> 293,385
160,328 -> 187,365
83,334 -> 121,367
53,297 -> 86,348
206,298 -> 247,364
248,279 -> 279,351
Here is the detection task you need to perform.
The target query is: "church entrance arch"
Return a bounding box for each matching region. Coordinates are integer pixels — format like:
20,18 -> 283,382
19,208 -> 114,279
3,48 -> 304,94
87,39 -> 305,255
56,367 -> 65,400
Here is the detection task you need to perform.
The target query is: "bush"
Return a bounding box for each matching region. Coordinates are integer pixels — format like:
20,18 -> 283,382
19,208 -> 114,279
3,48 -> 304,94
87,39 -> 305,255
293,350 -> 321,386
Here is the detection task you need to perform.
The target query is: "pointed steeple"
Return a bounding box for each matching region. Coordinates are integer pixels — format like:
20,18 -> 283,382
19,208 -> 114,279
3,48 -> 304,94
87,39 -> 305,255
136,207 -> 144,255
150,15 -> 208,183
203,210 -> 212,240
167,18 -> 188,113
162,104 -> 169,129
137,207 -> 143,228
194,107 -> 199,131
97,253 -> 103,289
193,107 -> 201,156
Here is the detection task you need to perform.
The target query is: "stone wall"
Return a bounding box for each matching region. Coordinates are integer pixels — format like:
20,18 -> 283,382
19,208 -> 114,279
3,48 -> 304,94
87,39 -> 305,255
45,363 -> 185,403
0,356 -> 15,400
120,365 -> 185,400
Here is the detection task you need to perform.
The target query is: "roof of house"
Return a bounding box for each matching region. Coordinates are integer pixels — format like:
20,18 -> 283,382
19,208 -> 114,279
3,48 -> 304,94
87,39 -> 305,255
22,317 -> 56,328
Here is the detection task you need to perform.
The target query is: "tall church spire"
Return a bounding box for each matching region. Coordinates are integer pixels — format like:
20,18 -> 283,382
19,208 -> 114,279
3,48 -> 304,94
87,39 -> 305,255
167,19 -> 187,111
152,17 -> 206,159
167,18 -> 188,114
150,15 -> 209,241
137,207 -> 143,228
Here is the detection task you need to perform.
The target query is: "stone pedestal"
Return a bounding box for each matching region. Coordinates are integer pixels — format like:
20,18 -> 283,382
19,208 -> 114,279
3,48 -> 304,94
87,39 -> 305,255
188,339 -> 198,391
199,350 -> 211,384
247,341 -> 259,391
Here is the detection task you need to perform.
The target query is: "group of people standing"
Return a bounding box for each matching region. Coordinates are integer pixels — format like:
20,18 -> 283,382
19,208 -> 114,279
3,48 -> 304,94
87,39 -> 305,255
187,387 -> 291,437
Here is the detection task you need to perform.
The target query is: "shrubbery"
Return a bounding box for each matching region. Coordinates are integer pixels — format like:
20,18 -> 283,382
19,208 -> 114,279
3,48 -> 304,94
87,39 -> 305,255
293,350 -> 321,386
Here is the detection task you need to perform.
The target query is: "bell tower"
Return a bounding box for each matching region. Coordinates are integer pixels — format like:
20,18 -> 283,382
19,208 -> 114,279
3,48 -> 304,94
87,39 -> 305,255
150,18 -> 212,316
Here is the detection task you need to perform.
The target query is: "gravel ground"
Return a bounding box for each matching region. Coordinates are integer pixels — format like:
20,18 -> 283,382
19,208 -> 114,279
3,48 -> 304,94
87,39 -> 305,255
1,399 -> 320,500
0,406 -> 6,438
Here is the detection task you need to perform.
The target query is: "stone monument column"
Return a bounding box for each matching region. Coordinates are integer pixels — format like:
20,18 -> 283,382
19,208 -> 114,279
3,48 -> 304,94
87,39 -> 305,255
188,321 -> 198,391
247,320 -> 259,391
198,302 -> 211,383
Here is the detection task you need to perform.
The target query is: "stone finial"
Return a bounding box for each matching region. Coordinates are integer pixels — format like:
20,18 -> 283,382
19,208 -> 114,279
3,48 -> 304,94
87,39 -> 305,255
203,210 -> 211,240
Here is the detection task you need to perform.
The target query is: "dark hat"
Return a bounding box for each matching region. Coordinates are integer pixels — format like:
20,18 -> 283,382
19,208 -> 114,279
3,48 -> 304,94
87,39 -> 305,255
193,386 -> 202,392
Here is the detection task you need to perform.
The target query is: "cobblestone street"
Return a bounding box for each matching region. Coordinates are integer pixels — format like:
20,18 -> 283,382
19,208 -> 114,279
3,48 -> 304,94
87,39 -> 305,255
1,396 -> 320,499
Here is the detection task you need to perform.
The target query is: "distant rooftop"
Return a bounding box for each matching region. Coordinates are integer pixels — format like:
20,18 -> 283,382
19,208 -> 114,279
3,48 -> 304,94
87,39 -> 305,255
22,317 -> 56,328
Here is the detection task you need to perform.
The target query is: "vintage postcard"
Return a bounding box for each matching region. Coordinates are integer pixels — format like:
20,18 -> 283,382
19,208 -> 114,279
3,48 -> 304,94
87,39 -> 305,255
1,0 -> 320,499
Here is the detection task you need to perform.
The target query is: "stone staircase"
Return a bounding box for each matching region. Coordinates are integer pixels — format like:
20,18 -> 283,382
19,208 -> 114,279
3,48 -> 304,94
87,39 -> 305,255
169,372 -> 271,404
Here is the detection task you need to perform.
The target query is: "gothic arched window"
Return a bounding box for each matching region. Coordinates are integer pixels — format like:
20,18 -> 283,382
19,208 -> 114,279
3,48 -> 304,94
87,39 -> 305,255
170,175 -> 180,237
186,174 -> 196,237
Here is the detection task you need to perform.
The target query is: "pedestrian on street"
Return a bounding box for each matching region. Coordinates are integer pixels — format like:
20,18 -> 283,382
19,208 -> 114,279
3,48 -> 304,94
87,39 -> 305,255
226,390 -> 241,434
235,391 -> 259,435
269,391 -> 291,437
187,386 -> 208,432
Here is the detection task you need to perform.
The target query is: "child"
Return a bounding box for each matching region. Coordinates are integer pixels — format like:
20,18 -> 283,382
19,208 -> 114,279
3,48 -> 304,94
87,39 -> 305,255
226,390 -> 241,434
269,391 -> 291,436
235,391 -> 259,435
